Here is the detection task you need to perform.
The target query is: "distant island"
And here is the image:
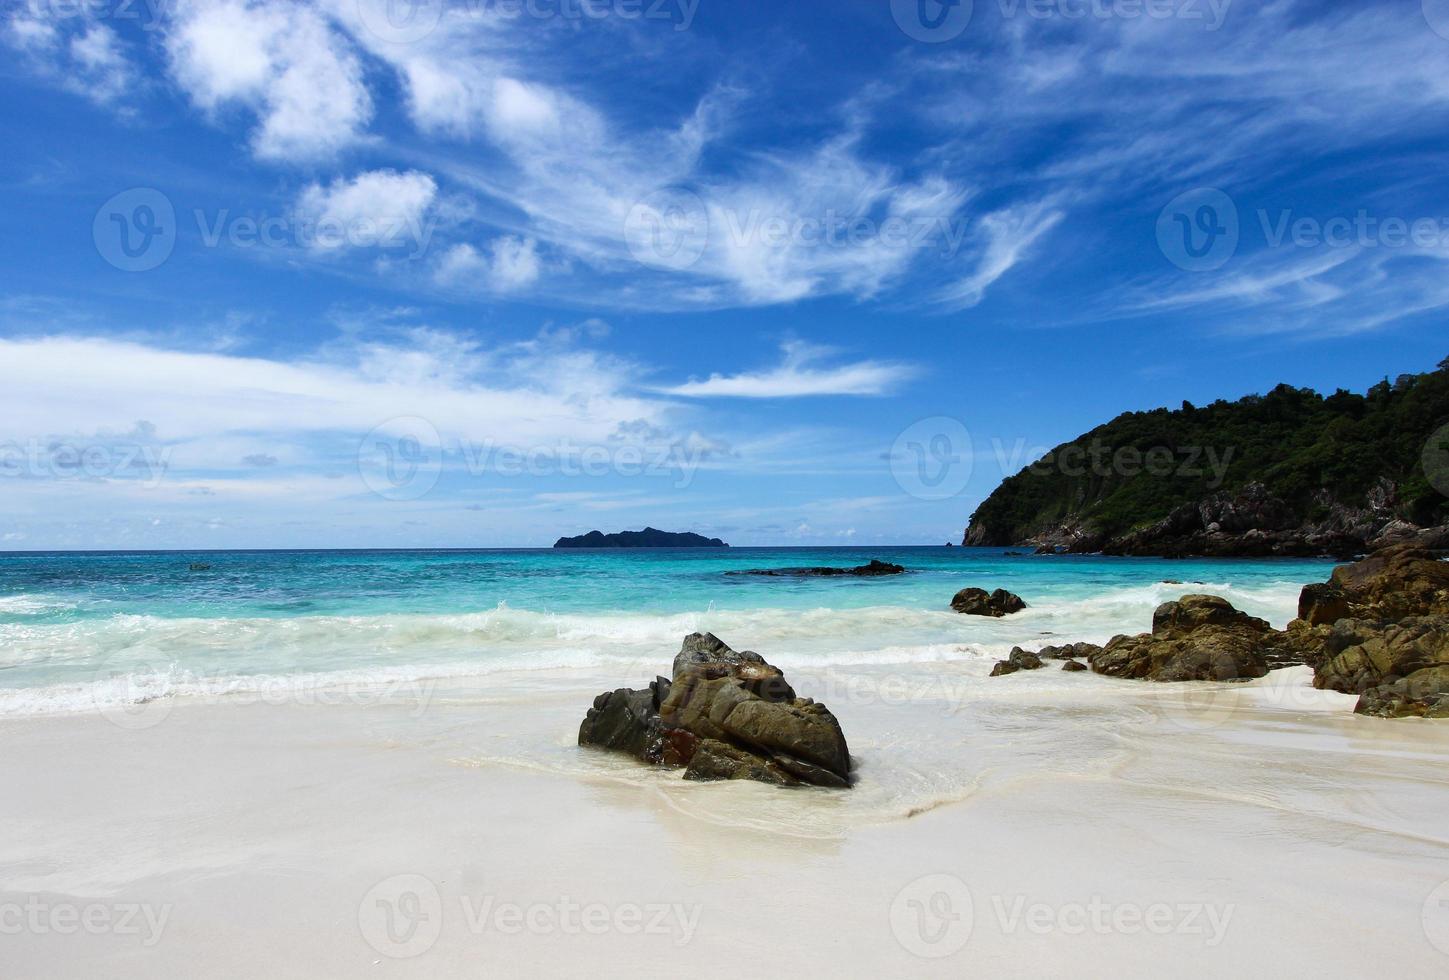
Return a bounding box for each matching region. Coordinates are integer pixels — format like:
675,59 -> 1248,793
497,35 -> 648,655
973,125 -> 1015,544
553,527 -> 729,549
966,355 -> 1449,557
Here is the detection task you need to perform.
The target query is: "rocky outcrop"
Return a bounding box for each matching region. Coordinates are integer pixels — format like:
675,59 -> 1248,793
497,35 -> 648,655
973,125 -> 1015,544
1311,616 -> 1449,691
951,587 -> 1027,617
554,527 -> 728,548
1304,544 -> 1449,621
728,559 -> 905,578
985,482 -> 1449,560
1280,546 -> 1449,717
578,633 -> 852,788
1087,595 -> 1290,682
1093,484 -> 1400,558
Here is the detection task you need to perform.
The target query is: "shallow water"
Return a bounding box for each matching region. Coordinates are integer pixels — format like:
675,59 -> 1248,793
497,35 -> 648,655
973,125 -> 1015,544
0,546 -> 1333,717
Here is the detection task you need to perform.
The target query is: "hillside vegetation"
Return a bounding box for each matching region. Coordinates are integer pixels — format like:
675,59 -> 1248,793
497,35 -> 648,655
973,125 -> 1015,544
966,356 -> 1449,549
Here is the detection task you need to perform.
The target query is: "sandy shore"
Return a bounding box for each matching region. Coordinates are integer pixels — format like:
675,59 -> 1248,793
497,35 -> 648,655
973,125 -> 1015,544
4,664 -> 1449,977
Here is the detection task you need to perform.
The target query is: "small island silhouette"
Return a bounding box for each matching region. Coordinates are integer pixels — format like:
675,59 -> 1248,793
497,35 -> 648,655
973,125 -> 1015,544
553,527 -> 729,549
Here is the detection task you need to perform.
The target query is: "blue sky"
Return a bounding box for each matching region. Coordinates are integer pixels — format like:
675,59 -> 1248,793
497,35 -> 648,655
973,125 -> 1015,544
1,0 -> 1446,549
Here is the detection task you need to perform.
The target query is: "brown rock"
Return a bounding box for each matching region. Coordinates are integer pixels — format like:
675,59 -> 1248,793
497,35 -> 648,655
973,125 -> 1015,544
1088,595 -> 1280,682
683,738 -> 799,786
1298,583 -> 1351,626
1313,615 -> 1449,694
1305,544 -> 1449,624
1355,665 -> 1449,718
582,633 -> 852,789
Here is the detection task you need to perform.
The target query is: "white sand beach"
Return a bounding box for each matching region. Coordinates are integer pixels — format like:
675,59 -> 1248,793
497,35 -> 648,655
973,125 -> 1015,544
5,661 -> 1449,978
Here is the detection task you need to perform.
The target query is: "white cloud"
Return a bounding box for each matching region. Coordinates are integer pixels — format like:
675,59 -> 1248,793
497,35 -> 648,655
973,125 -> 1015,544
296,170 -> 438,251
435,237 -> 541,292
657,341 -> 916,399
167,0 -> 373,161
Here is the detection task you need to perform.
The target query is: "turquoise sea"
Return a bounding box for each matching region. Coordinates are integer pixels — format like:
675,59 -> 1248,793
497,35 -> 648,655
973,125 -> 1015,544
0,547 -> 1335,716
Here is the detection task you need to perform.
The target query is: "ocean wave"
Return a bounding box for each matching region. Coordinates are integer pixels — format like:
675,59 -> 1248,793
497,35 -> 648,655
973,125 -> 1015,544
0,577 -> 1307,718
0,593 -> 76,616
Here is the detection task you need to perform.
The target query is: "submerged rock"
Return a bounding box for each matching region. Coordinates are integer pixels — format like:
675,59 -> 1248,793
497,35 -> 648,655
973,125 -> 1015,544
951,587 -> 1027,617
1061,660 -> 1089,672
728,559 -> 905,578
579,632 -> 852,789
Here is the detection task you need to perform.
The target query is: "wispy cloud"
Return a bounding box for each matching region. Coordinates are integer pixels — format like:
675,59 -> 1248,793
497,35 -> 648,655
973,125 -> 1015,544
933,201 -> 1064,311
4,9 -> 136,109
656,341 -> 916,398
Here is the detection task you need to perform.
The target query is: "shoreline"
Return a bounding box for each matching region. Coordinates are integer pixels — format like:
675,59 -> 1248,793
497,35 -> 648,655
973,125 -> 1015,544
5,547 -> 1449,974
4,667 -> 1447,976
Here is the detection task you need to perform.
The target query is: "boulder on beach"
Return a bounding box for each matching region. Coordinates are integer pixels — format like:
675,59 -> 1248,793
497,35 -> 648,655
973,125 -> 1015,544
1281,545 -> 1449,717
578,632 -> 852,788
1298,544 -> 1449,624
1087,594 -> 1285,682
1301,615 -> 1449,717
951,587 -> 1027,617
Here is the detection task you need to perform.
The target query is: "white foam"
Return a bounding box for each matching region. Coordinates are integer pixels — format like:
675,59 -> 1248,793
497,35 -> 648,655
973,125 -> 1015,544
0,577 -> 1309,719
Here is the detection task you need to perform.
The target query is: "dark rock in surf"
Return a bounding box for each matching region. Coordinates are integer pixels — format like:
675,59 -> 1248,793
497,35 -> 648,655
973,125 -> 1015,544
951,587 -> 1027,617
990,648 -> 1044,677
728,559 -> 905,578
